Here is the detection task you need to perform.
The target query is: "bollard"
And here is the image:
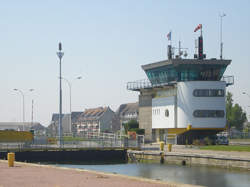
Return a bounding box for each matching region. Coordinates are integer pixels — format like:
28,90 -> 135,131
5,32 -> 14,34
8,152 -> 15,167
160,141 -> 164,151
168,144 -> 172,152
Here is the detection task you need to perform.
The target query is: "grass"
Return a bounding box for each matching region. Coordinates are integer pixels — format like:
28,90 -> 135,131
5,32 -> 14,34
229,139 -> 250,142
200,145 -> 250,152
62,136 -> 86,141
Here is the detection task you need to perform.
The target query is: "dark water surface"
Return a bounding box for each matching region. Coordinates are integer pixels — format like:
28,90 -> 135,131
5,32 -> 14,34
55,163 -> 250,187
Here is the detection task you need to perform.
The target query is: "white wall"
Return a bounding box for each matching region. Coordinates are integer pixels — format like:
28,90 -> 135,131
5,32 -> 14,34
177,81 -> 226,129
152,96 -> 175,129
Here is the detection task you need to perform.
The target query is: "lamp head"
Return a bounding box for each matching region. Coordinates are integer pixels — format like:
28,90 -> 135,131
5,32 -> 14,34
59,42 -> 62,51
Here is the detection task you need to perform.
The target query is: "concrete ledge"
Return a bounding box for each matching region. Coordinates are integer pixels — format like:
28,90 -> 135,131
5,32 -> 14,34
128,150 -> 250,170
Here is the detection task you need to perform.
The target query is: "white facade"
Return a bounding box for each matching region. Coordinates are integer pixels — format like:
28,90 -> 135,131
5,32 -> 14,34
152,81 -> 226,129
152,96 -> 175,129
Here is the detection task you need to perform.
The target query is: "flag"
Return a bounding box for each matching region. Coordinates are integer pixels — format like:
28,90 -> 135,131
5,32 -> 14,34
194,24 -> 202,32
167,31 -> 171,40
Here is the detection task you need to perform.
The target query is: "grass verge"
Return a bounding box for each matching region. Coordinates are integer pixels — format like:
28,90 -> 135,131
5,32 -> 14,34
200,145 -> 250,152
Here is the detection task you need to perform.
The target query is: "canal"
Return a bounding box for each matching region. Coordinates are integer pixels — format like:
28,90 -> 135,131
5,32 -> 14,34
54,163 -> 250,187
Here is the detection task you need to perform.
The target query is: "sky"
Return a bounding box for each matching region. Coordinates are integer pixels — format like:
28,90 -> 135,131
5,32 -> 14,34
0,0 -> 249,126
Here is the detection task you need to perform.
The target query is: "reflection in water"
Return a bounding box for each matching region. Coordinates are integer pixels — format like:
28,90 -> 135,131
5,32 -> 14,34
55,163 -> 250,187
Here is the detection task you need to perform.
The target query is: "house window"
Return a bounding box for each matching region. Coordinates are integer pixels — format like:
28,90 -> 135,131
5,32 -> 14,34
193,89 -> 225,97
193,110 -> 225,118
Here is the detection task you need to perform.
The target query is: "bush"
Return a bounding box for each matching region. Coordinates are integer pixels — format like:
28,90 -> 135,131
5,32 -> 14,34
204,137 -> 213,145
129,128 -> 145,135
193,139 -> 200,146
123,120 -> 139,134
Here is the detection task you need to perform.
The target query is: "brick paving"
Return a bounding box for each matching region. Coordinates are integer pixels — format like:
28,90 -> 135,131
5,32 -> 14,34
0,161 -> 201,187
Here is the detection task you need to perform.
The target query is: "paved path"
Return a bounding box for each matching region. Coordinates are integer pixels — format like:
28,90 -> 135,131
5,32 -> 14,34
144,144 -> 250,160
0,161 -> 201,187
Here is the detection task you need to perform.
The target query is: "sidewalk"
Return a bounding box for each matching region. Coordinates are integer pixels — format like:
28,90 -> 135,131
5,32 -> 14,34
143,144 -> 250,160
0,161 -> 201,187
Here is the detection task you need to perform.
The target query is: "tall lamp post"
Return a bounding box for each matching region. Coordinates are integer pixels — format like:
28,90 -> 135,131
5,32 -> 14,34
29,89 -> 35,126
220,13 -> 226,60
61,76 -> 82,134
13,89 -> 25,130
13,88 -> 34,131
57,42 -> 64,147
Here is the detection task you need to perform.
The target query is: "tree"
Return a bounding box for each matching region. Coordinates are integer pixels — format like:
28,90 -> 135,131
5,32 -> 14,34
123,120 -> 144,135
226,92 -> 247,131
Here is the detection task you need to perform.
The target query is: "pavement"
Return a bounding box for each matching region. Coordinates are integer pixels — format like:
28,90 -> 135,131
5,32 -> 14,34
143,144 -> 250,160
0,160 -> 202,187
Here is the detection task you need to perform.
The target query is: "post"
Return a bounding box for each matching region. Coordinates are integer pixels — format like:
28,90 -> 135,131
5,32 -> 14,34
14,89 -> 25,131
31,99 -> 34,126
220,13 -> 226,59
8,152 -> 15,167
57,42 -> 64,147
61,76 -> 82,135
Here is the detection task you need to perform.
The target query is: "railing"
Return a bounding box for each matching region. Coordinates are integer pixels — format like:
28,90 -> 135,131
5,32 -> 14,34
127,79 -> 153,90
127,79 -> 176,91
221,75 -> 234,86
0,133 -> 143,151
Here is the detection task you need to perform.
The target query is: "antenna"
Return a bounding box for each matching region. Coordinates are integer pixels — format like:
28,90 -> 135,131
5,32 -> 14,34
220,13 -> 226,59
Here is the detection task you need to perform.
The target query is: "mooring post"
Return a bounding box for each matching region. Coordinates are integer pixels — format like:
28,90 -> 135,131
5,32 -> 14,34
8,152 -> 15,167
160,142 -> 165,164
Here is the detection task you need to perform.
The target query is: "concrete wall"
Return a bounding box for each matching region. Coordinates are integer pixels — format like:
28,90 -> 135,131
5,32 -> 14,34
139,91 -> 152,141
0,149 -> 127,163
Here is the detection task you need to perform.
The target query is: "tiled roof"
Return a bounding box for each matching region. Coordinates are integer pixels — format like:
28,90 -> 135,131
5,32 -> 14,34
116,102 -> 138,117
79,107 -> 108,121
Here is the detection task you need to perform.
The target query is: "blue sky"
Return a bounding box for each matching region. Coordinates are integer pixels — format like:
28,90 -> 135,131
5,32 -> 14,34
0,0 -> 249,126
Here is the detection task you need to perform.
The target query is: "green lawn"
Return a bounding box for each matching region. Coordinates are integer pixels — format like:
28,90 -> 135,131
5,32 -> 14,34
63,136 -> 86,141
200,145 -> 250,152
229,139 -> 250,142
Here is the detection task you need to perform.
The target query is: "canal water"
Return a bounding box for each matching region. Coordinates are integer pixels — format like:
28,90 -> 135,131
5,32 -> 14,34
55,163 -> 250,187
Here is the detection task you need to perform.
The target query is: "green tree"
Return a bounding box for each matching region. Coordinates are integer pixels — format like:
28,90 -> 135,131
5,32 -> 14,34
123,120 -> 144,135
226,92 -> 247,130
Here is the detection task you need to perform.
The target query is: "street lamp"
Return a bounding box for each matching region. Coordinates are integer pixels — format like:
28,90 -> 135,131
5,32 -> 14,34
220,13 -> 226,60
57,42 -> 64,147
61,76 -> 82,134
13,89 -> 25,130
13,88 -> 34,131
29,89 -> 35,127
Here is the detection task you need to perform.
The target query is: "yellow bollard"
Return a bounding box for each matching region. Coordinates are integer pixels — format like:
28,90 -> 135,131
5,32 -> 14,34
8,153 -> 15,167
168,144 -> 172,152
160,141 -> 164,151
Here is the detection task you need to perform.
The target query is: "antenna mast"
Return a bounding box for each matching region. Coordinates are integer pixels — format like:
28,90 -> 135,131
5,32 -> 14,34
220,13 -> 226,59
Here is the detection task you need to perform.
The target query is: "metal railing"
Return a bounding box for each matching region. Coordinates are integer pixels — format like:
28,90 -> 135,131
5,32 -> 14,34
0,133 -> 143,152
127,79 -> 176,91
221,75 -> 234,86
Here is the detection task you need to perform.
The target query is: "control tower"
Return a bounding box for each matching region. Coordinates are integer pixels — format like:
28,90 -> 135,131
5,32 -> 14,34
127,29 -> 234,144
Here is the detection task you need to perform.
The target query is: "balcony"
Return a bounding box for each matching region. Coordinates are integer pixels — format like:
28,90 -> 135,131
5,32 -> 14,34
221,76 -> 234,86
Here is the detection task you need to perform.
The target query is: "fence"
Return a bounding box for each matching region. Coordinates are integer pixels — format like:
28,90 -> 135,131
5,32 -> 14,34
0,132 -> 143,151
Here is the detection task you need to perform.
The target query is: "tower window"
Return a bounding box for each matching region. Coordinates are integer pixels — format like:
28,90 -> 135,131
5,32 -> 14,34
193,110 -> 225,118
193,89 -> 225,97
